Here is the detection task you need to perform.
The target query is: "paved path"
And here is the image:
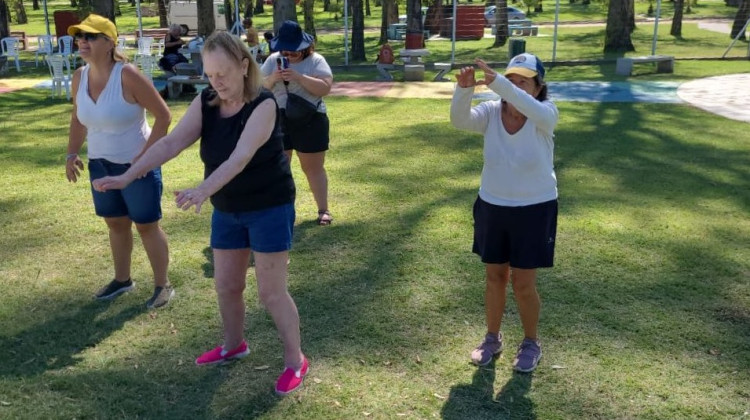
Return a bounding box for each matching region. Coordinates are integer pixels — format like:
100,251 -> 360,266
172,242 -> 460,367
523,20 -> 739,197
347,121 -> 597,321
4,73 -> 749,123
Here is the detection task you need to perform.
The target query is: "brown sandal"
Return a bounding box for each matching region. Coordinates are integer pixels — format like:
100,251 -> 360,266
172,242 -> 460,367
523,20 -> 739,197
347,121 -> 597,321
317,210 -> 333,226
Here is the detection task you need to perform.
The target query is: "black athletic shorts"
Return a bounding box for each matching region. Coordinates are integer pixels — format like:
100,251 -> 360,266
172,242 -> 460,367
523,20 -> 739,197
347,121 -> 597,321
472,196 -> 558,269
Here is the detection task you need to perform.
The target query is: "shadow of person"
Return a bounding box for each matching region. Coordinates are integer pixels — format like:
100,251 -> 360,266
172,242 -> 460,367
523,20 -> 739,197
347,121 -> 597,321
440,361 -> 498,420
202,246 -> 214,278
494,372 -> 536,419
0,299 -> 144,377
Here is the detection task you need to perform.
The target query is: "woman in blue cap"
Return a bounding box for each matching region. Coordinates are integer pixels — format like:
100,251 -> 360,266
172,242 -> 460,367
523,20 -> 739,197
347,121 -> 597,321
450,54 -> 559,373
261,21 -> 334,226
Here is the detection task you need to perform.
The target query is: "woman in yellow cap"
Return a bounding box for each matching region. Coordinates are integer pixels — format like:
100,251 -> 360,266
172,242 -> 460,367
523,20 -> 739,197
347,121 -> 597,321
451,54 -> 559,373
64,14 -> 175,308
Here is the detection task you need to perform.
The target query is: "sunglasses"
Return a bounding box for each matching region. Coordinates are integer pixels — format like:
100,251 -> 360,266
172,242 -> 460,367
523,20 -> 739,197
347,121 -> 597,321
74,32 -> 104,42
281,51 -> 302,58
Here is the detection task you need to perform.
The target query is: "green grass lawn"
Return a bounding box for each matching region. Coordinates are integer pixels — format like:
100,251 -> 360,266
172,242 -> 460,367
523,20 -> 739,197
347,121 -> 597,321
0,84 -> 748,419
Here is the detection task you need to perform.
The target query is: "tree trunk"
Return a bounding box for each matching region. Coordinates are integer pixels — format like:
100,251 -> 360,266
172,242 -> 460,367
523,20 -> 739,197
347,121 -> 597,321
197,0 -> 216,36
493,0 -> 508,47
670,0 -> 683,36
92,0 -> 115,22
378,0 -> 397,43
351,0 -> 365,60
365,0 -> 370,16
604,0 -> 635,52
114,0 -> 120,16
730,0 -> 749,40
534,0 -> 543,12
253,0 -> 264,16
224,0 -> 233,29
244,0 -> 252,17
323,0 -> 330,11
0,0 -> 8,74
273,0 -> 296,32
627,0 -> 635,33
32,0 -> 37,11
303,0 -> 316,39
405,0 -> 421,34
13,0 -> 27,24
157,0 -> 168,28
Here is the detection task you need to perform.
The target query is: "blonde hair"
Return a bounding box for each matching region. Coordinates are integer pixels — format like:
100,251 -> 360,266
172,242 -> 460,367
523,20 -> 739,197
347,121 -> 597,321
203,31 -> 262,106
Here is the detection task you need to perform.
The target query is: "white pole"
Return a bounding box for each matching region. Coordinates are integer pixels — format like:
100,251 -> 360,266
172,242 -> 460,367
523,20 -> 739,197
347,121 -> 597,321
450,0 -> 456,64
230,0 -> 244,35
651,0 -> 661,56
551,0 -> 559,64
43,0 -> 51,37
344,0 -> 349,66
135,0 -> 143,38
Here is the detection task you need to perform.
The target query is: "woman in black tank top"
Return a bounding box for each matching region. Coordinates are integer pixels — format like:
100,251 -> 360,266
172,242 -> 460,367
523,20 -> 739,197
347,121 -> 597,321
92,32 -> 308,395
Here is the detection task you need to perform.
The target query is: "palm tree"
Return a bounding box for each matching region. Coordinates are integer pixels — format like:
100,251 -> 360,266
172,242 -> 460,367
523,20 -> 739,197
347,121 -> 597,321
273,0 -> 296,32
604,0 -> 635,52
197,0 -> 216,36
730,0 -> 749,40
493,0 -> 509,47
671,0 -> 684,37
350,0 -> 365,60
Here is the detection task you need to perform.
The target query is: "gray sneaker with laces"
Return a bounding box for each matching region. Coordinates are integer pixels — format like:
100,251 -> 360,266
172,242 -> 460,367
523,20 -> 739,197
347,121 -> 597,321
470,332 -> 503,366
146,285 -> 175,309
513,338 -> 542,372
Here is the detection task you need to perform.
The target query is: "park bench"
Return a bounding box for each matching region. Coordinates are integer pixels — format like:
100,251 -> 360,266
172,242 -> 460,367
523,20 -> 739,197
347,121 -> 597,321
10,31 -> 27,50
376,63 -> 395,81
433,62 -> 452,82
167,75 -> 209,99
399,48 -> 429,81
492,20 -> 538,37
135,28 -> 170,43
615,55 -> 674,76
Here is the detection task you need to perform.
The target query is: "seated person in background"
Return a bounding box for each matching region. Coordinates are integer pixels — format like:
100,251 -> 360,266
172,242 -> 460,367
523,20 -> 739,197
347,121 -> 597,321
158,24 -> 188,73
256,30 -> 274,62
243,18 -> 259,48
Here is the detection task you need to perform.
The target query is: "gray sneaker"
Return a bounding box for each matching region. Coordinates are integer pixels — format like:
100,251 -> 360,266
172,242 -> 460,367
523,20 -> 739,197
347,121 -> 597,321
471,332 -> 503,366
513,338 -> 542,373
95,279 -> 135,300
146,285 -> 175,309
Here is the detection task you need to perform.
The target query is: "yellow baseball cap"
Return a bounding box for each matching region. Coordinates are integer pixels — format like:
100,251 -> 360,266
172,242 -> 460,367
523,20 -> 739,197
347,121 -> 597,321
68,14 -> 118,40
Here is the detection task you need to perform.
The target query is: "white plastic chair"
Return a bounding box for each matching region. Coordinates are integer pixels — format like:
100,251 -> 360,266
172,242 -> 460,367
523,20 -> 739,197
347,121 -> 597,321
248,45 -> 259,62
1,37 -> 21,72
46,54 -> 71,100
138,54 -> 157,81
134,37 -> 154,66
57,35 -> 75,75
35,35 -> 54,67
117,37 -> 128,53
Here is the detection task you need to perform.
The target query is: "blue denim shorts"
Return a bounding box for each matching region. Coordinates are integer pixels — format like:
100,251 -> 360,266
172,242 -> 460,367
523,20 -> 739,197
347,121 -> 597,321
88,158 -> 163,224
210,203 -> 295,252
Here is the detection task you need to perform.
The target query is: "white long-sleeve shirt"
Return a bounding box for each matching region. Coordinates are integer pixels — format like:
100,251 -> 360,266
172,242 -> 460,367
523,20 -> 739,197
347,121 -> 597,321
450,76 -> 559,207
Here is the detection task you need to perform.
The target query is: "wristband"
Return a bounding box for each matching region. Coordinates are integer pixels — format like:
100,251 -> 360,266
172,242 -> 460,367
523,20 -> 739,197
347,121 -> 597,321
66,153 -> 78,160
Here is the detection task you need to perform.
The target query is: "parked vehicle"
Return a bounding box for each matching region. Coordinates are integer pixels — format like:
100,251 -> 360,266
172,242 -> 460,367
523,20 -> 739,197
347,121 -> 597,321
168,1 -> 228,35
484,6 -> 526,26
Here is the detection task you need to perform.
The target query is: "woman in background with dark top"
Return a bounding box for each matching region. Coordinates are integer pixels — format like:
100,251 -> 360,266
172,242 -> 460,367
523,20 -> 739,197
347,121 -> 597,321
159,23 -> 188,73
261,21 -> 334,225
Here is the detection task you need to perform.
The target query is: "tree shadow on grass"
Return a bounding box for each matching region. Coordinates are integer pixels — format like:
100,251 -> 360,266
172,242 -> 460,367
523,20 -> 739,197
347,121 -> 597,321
441,362 -> 536,420
0,300 -> 143,377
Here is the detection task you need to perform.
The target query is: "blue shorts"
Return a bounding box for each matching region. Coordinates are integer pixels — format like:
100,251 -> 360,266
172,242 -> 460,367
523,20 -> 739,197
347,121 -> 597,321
210,203 -> 295,252
472,197 -> 558,269
88,158 -> 163,224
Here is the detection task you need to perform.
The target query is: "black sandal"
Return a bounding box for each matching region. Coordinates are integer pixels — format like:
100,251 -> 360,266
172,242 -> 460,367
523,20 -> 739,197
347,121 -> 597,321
317,210 -> 333,226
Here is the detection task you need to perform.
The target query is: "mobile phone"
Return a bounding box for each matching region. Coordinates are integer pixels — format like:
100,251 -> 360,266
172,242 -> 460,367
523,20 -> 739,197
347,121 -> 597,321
281,57 -> 289,69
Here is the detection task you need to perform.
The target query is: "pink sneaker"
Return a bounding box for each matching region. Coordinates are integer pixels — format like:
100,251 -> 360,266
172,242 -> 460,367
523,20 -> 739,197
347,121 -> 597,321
195,341 -> 249,366
275,356 -> 309,395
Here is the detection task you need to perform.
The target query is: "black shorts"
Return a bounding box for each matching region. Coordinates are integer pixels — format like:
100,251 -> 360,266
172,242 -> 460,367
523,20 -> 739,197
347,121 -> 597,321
472,197 -> 558,269
282,111 -> 330,153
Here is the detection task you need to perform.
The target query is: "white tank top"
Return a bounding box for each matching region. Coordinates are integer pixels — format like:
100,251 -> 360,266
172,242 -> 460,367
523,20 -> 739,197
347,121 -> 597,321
76,62 -> 151,164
